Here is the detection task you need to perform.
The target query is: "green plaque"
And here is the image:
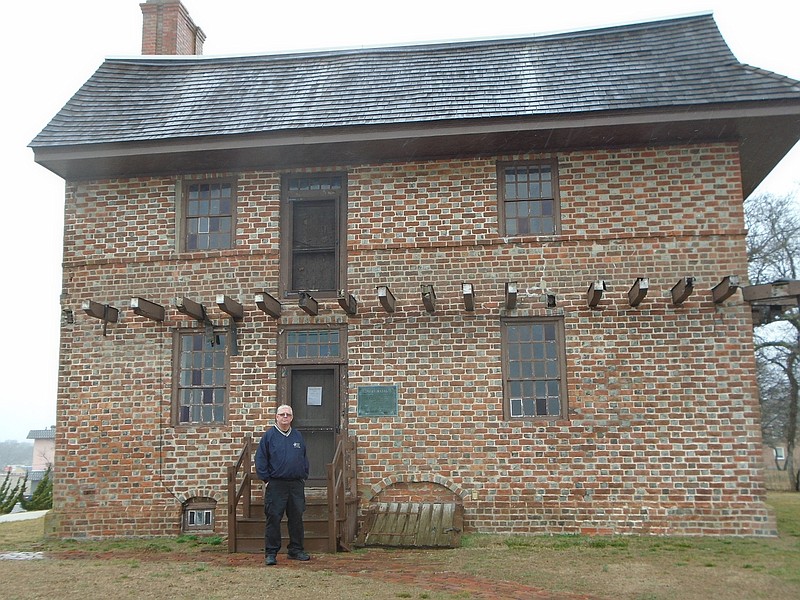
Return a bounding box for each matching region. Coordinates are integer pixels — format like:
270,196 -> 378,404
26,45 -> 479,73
357,385 -> 398,417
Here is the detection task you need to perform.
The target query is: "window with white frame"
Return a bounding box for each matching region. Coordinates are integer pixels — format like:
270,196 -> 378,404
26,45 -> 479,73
183,497 -> 216,533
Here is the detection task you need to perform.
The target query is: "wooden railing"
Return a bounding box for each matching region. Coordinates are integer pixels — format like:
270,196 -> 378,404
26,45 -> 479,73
228,433 -> 356,553
326,435 -> 347,552
227,435 -> 255,553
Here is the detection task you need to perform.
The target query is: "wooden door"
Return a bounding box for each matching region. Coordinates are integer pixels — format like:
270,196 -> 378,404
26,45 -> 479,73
287,366 -> 339,487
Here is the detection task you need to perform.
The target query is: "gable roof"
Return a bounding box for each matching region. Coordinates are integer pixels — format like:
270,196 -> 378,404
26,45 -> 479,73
30,13 -> 800,195
27,428 -> 56,440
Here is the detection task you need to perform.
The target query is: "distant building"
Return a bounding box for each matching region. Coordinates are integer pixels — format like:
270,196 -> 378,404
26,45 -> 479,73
761,444 -> 800,491
26,427 -> 55,495
3,465 -> 29,503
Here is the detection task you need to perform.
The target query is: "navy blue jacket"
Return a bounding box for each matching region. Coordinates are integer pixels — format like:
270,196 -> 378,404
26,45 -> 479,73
255,426 -> 309,482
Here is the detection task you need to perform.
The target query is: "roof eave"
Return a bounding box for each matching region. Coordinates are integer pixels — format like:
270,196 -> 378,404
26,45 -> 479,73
32,102 -> 800,197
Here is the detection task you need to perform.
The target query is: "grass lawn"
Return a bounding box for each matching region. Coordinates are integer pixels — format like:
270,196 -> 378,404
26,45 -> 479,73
1,492 -> 798,599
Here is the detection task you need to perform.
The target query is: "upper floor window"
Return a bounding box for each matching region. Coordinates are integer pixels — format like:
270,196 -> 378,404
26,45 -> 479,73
183,180 -> 235,251
173,330 -> 228,424
498,160 -> 560,235
280,174 -> 347,297
501,318 -> 567,419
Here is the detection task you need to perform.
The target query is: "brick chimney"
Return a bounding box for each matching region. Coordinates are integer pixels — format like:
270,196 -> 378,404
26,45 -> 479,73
140,0 -> 206,55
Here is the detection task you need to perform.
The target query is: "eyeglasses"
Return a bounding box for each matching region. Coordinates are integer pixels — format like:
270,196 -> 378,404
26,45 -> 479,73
277,413 -> 292,417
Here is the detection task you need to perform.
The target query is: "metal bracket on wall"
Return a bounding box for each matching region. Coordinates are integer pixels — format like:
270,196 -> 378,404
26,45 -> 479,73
228,318 -> 239,356
81,300 -> 119,337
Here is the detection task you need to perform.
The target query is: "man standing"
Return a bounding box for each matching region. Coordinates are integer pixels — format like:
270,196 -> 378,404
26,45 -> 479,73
255,404 -> 310,565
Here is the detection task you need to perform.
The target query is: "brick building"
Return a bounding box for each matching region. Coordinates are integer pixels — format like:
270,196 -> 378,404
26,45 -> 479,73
30,1 -> 800,546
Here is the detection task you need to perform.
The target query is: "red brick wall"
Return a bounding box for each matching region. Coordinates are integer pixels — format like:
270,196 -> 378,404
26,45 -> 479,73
53,142 -> 775,540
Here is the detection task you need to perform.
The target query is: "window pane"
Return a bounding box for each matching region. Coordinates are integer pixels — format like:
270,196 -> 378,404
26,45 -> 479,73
524,398 -> 536,416
510,398 -> 523,417
522,362 -> 534,378
546,360 -> 559,378
536,397 -> 547,415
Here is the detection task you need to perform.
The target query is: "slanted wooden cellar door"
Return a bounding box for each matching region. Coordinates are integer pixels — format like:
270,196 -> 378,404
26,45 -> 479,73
287,366 -> 339,488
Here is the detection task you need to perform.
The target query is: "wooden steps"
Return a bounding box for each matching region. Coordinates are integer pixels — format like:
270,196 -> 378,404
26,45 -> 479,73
234,492 -> 331,554
228,435 -> 357,554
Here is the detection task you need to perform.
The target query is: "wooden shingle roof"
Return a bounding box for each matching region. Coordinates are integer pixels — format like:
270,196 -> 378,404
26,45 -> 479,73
30,13 -> 800,194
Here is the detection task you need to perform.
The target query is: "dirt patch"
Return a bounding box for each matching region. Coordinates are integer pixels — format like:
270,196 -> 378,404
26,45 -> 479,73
46,547 -> 597,599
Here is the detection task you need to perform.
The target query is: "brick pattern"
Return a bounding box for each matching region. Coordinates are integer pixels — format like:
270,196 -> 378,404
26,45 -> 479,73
53,142 -> 775,540
140,0 -> 204,56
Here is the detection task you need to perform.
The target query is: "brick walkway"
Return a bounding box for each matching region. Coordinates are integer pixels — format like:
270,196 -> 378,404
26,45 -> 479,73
224,549 -> 600,600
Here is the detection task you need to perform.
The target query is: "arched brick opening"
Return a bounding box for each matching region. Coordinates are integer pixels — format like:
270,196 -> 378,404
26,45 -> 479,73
366,472 -> 468,504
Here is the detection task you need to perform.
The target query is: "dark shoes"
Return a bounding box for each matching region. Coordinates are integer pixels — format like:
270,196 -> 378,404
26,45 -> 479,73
265,551 -> 309,565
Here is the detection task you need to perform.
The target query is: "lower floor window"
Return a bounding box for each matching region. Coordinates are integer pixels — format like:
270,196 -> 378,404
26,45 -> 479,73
174,330 -> 228,424
187,509 -> 213,527
502,317 -> 567,419
183,498 -> 216,533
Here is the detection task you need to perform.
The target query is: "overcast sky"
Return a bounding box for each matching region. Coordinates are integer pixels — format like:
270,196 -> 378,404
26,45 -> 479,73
1,0 -> 798,443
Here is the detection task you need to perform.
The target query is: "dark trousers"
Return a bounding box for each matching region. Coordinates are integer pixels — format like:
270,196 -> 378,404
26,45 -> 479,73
264,479 -> 305,555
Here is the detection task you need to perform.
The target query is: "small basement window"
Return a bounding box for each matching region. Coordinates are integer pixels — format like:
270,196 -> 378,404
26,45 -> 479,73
183,497 -> 216,533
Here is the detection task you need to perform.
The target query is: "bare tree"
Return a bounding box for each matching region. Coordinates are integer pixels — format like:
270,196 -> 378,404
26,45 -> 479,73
745,189 -> 800,489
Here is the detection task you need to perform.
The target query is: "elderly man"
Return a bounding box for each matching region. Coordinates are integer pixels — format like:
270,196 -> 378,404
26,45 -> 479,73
255,404 -> 310,565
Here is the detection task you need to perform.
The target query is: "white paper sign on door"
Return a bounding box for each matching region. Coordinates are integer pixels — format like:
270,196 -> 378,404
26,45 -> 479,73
307,386 -> 323,406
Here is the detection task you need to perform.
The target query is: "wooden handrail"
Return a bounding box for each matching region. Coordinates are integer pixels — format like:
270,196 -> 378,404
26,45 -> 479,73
227,435 -> 254,553
326,434 -> 347,553
229,433 -> 355,553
